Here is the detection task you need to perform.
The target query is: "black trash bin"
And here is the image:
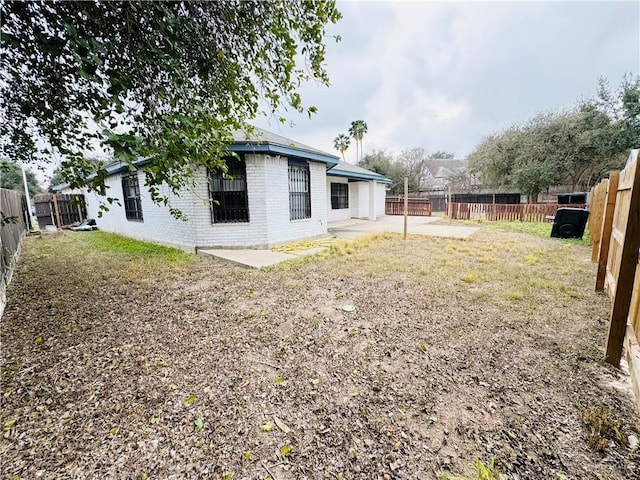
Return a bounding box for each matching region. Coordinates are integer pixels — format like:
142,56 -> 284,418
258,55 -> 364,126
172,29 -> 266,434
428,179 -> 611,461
550,208 -> 589,239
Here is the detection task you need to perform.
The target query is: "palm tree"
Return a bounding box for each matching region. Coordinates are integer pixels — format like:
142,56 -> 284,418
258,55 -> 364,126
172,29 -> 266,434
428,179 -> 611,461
333,134 -> 351,162
349,120 -> 368,163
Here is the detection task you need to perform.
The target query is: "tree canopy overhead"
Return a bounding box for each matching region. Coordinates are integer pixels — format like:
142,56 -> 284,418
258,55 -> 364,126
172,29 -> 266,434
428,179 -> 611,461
358,149 -> 408,195
467,75 -> 640,202
0,160 -> 43,198
0,0 -> 341,215
359,148 -> 445,195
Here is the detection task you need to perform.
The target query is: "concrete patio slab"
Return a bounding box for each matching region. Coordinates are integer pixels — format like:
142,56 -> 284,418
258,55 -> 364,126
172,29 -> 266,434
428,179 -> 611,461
407,224 -> 480,239
200,216 -> 479,269
329,216 -> 479,239
328,215 -> 440,231
198,246 -> 328,269
198,248 -> 296,269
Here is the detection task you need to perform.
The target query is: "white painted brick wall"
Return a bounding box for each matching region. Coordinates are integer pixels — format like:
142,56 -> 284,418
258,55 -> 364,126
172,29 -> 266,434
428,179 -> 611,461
265,158 -> 327,245
327,177 -> 351,222
193,154 -> 271,248
346,181 -> 386,219
194,155 -> 327,248
376,183 -> 387,217
84,171 -> 198,251
349,182 -> 359,218
84,154 -> 331,251
356,182 -> 369,219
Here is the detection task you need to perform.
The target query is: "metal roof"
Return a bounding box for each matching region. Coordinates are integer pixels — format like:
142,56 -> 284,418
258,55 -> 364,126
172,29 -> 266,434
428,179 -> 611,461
327,161 -> 393,184
51,128 -> 341,191
230,127 -> 339,165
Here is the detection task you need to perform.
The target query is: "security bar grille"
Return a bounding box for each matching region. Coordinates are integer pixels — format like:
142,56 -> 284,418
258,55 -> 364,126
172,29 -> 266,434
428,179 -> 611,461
288,163 -> 311,220
209,159 -> 249,223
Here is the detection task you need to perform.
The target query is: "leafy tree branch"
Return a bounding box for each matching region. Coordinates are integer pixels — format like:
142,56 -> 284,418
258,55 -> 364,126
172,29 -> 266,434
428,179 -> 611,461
1,0 -> 342,217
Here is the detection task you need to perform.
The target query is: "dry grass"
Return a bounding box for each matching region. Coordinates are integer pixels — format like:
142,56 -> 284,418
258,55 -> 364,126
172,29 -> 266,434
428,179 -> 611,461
579,405 -> 627,453
1,228 -> 639,479
439,459 -> 502,480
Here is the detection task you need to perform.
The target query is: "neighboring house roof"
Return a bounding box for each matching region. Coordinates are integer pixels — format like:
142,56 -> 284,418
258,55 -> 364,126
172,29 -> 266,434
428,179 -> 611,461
327,161 -> 393,185
231,127 -> 339,165
428,166 -> 463,190
433,166 -> 462,179
427,158 -> 467,173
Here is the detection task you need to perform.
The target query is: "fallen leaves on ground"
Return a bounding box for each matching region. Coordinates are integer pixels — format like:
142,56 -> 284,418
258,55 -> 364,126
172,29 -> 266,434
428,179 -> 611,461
1,230 -> 639,479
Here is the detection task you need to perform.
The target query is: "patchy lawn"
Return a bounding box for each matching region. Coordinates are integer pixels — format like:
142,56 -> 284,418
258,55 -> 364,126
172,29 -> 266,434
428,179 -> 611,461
1,228 -> 639,480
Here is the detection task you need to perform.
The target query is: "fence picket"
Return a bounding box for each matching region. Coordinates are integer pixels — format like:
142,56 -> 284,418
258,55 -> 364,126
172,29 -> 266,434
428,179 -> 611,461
34,193 -> 87,229
604,151 -> 640,366
385,199 -> 432,216
595,172 -> 619,291
447,203 -> 586,222
1,189 -> 28,318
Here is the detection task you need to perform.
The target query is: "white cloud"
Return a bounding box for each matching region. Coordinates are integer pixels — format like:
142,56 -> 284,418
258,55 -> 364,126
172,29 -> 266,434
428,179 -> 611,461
259,0 -> 639,161
29,0 -> 640,187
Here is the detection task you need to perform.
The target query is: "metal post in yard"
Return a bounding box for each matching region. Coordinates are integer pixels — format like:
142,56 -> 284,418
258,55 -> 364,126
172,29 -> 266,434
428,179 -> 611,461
448,185 -> 452,224
403,176 -> 408,240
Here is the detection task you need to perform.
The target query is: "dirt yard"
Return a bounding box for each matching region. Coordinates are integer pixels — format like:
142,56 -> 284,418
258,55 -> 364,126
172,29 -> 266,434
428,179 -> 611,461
2,227 -> 639,480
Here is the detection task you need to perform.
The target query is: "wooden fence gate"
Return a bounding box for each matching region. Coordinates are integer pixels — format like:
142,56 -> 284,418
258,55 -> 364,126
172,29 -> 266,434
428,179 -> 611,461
385,197 -> 432,216
34,193 -> 87,229
588,149 -> 640,412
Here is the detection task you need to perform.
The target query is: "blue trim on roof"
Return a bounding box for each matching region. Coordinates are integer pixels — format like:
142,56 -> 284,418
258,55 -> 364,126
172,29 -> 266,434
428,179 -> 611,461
51,158 -> 148,192
51,183 -> 69,192
287,158 -> 309,167
100,159 -> 148,177
230,143 -> 339,166
327,170 -> 393,185
53,139 -> 339,192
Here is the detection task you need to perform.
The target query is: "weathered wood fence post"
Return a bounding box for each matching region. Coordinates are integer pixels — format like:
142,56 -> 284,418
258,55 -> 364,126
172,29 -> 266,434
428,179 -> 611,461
595,172 -> 619,292
604,151 -> 640,366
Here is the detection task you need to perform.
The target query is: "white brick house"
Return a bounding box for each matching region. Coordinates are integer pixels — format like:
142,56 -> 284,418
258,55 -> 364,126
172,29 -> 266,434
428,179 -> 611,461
70,128 -> 391,252
326,162 -> 390,222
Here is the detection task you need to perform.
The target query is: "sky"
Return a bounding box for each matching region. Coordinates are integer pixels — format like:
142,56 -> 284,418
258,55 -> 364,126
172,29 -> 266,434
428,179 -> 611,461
28,0 -> 640,185
253,0 -> 640,162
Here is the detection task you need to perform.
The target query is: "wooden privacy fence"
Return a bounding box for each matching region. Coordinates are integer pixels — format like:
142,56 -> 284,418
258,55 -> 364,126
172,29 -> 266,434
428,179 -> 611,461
588,149 -> 640,412
448,202 -> 587,222
0,189 -> 29,317
385,198 -> 432,216
588,177 -> 611,263
34,193 -> 87,229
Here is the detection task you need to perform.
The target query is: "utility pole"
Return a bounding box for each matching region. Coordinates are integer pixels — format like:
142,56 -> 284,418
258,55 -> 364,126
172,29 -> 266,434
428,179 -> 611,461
21,164 -> 34,228
21,164 -> 30,203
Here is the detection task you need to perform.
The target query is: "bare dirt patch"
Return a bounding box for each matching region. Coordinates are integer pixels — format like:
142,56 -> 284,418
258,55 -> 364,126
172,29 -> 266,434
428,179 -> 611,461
1,229 -> 639,480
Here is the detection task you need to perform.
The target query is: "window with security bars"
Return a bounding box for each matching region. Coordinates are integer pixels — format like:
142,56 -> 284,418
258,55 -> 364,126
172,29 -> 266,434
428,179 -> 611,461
289,163 -> 311,220
121,173 -> 143,220
209,158 -> 249,223
330,183 -> 349,209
